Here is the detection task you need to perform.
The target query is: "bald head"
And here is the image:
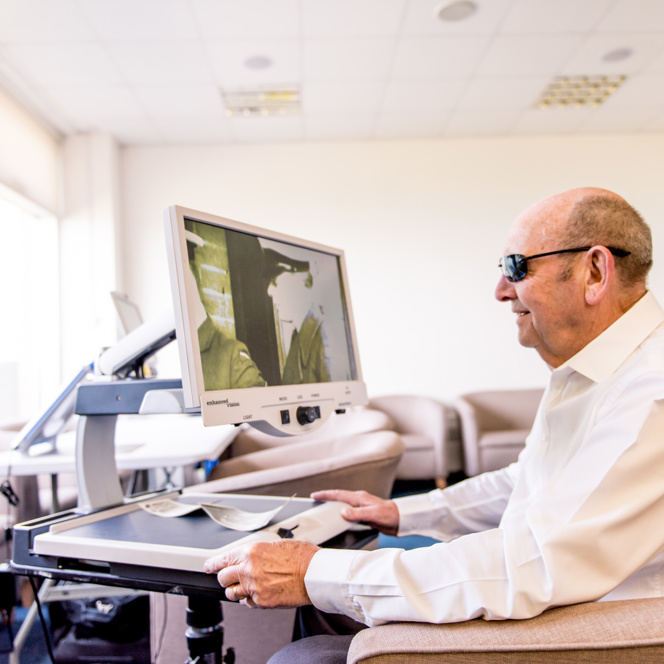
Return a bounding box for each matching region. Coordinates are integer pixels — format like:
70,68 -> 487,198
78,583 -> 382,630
513,187 -> 652,289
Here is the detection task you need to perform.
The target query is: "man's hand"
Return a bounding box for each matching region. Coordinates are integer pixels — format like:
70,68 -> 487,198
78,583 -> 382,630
203,539 -> 319,608
311,489 -> 399,537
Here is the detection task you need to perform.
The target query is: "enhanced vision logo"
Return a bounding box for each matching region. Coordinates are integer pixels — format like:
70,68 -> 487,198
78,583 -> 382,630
206,398 -> 240,407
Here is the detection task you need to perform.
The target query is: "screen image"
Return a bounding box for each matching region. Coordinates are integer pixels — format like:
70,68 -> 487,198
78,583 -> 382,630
184,218 -> 356,391
165,206 -> 367,434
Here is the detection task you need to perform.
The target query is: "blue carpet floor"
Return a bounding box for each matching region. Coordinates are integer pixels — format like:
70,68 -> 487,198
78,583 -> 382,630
0,606 -> 52,664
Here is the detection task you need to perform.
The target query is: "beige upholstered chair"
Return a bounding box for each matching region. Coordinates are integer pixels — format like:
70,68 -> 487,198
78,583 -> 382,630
454,388 -> 544,477
347,597 -> 664,663
188,429 -> 405,500
226,406 -> 395,458
368,395 -> 461,487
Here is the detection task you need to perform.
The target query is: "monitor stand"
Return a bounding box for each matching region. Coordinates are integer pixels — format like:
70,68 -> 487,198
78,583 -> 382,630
185,596 -> 234,664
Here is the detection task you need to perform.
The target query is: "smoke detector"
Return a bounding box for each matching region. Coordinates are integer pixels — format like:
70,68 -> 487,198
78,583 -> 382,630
435,1 -> 478,21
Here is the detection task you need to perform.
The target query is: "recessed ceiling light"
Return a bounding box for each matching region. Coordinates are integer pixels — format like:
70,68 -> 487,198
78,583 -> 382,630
602,48 -> 633,63
221,86 -> 300,118
244,55 -> 273,70
534,75 -> 627,110
435,0 -> 478,22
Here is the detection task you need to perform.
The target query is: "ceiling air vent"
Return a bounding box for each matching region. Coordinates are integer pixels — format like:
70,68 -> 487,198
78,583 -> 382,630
535,75 -> 627,109
221,86 -> 300,117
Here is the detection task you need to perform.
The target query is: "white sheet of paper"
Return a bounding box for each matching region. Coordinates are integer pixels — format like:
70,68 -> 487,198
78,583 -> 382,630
139,499 -> 200,518
138,495 -> 294,531
199,495 -> 294,530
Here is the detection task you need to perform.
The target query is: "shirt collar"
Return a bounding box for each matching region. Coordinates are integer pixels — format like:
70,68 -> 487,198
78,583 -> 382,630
561,291 -> 664,383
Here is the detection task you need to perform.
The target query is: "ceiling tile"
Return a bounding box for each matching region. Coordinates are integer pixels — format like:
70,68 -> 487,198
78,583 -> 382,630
401,0 -> 514,36
1,43 -> 123,86
511,106 -> 595,134
643,110 -> 664,131
558,33 -> 664,76
381,78 -> 466,112
476,34 -> 583,77
304,38 -> 394,81
133,85 -> 225,118
78,0 -> 199,41
40,85 -> 145,125
191,0 -> 299,39
0,0 -> 94,41
596,0 -> 664,32
642,46 -> 664,74
229,115 -> 304,142
373,112 -> 446,139
576,106 -> 661,133
206,40 -> 300,87
302,81 -> 385,113
455,77 -> 546,110
108,42 -> 215,85
603,73 -> 664,107
99,117 -> 164,145
0,0 -> 663,145
154,116 -> 234,143
500,0 -> 614,34
301,0 -> 407,37
392,36 -> 489,79
444,108 -> 522,136
305,114 -> 376,140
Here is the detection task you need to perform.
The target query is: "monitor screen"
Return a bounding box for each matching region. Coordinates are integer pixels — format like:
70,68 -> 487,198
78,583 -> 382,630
164,206 -> 367,435
111,291 -> 144,337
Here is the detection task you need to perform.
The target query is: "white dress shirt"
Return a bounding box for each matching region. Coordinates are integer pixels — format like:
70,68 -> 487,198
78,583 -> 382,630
305,291 -> 664,626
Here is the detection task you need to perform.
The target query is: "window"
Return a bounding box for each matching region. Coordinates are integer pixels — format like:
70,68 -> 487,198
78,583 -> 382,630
0,196 -> 59,425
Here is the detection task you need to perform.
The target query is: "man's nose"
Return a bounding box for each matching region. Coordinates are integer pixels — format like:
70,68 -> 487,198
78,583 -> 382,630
495,273 -> 516,302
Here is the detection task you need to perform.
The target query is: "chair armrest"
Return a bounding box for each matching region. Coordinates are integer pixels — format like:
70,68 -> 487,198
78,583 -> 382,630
348,598 -> 664,663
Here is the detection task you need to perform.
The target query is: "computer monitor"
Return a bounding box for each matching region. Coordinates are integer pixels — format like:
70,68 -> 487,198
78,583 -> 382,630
164,205 -> 367,435
111,291 -> 144,337
12,364 -> 92,453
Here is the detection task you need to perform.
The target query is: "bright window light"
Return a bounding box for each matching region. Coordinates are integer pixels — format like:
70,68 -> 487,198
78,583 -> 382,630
0,197 -> 60,425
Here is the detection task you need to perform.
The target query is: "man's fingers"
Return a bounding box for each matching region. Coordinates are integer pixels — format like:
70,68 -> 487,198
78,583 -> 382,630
311,489 -> 371,507
216,565 -> 241,589
341,505 -> 380,522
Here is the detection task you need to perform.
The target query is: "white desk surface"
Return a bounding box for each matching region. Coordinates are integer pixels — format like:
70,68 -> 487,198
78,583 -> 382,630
0,414 -> 238,476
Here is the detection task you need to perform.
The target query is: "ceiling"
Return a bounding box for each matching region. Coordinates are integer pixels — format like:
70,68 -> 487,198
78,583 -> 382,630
1,0 -> 664,146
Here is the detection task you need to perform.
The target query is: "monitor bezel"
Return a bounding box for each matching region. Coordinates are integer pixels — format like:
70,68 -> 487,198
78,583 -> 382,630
163,205 -> 367,435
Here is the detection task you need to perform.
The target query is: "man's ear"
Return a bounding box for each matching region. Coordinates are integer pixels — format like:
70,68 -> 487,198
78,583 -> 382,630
584,246 -> 614,305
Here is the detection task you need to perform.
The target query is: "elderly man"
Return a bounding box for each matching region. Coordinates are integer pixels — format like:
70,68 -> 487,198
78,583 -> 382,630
204,187 -> 664,663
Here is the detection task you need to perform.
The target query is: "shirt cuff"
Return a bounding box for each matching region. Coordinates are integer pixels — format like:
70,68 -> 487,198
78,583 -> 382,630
304,547 -> 366,620
396,490 -> 444,536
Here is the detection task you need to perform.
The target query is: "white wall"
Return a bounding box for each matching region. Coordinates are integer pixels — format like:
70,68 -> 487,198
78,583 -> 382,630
121,134 -> 664,402
0,86 -> 59,214
60,133 -> 122,375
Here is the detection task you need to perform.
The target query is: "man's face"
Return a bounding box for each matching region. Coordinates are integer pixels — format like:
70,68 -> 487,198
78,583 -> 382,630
495,199 -> 587,368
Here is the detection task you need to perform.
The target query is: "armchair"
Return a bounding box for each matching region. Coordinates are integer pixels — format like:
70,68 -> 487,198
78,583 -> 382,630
454,388 -> 544,477
368,395 -> 461,487
347,597 -> 664,663
189,430 -> 405,500
226,406 -> 395,458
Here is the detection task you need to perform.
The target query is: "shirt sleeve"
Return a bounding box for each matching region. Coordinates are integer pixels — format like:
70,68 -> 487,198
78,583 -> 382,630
305,392 -> 664,627
396,463 -> 519,540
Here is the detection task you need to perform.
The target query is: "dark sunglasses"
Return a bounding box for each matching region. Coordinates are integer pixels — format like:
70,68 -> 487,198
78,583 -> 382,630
498,246 -> 631,282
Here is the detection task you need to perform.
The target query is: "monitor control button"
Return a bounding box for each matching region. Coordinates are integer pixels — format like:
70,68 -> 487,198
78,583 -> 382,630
296,406 -> 319,425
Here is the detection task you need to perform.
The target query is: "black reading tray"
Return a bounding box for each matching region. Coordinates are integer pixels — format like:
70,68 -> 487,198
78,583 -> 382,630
12,493 -> 372,598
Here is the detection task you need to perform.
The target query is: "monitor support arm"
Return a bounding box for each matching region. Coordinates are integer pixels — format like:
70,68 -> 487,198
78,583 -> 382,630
74,379 -> 185,513
75,308 -> 184,513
